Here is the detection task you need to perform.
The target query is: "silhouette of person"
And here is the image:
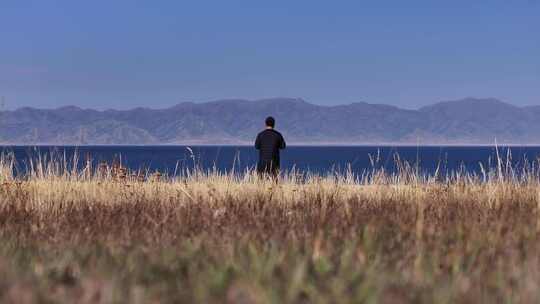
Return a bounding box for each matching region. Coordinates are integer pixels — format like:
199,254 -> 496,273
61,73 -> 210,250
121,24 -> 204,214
255,116 -> 286,178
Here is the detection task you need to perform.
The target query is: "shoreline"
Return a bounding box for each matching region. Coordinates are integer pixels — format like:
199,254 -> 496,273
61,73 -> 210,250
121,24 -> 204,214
3,143 -> 540,147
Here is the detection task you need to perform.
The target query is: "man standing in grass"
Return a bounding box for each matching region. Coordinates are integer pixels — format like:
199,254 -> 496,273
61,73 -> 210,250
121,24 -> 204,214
255,116 -> 286,177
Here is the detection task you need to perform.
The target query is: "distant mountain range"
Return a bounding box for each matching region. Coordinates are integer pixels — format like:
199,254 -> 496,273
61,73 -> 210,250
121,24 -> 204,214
1,97 -> 539,145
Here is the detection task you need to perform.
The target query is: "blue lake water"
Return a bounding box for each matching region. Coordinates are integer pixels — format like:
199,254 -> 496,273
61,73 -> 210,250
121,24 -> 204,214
2,145 -> 540,177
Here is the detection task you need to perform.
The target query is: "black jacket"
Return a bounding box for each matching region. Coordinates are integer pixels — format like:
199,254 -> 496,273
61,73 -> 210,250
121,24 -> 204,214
255,129 -> 286,168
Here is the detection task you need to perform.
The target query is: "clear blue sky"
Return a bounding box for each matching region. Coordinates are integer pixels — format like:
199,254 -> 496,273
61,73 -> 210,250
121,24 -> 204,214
0,0 -> 538,110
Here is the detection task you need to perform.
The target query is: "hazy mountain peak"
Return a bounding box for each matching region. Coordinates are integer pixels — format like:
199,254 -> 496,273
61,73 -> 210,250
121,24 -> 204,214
420,97 -> 513,111
257,97 -> 306,103
56,105 -> 83,111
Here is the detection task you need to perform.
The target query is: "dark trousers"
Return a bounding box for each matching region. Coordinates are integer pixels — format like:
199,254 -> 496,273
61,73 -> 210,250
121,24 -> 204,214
257,160 -> 279,178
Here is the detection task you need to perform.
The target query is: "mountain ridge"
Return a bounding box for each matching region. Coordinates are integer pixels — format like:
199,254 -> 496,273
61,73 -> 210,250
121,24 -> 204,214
1,97 -> 539,145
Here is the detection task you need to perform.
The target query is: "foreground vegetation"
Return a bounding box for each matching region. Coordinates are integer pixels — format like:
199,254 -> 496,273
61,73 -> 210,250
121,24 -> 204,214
1,153 -> 540,303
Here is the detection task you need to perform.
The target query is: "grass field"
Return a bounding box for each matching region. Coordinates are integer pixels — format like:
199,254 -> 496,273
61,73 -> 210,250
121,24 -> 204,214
1,153 -> 540,303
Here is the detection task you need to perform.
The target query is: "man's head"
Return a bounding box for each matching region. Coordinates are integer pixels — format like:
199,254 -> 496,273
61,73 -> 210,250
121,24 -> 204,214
265,116 -> 275,129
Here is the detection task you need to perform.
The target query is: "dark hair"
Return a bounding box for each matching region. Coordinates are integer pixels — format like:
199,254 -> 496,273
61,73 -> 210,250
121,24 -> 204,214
265,116 -> 275,128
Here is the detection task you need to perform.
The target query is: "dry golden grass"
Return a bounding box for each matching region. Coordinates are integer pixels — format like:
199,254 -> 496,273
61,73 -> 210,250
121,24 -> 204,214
1,152 -> 540,303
